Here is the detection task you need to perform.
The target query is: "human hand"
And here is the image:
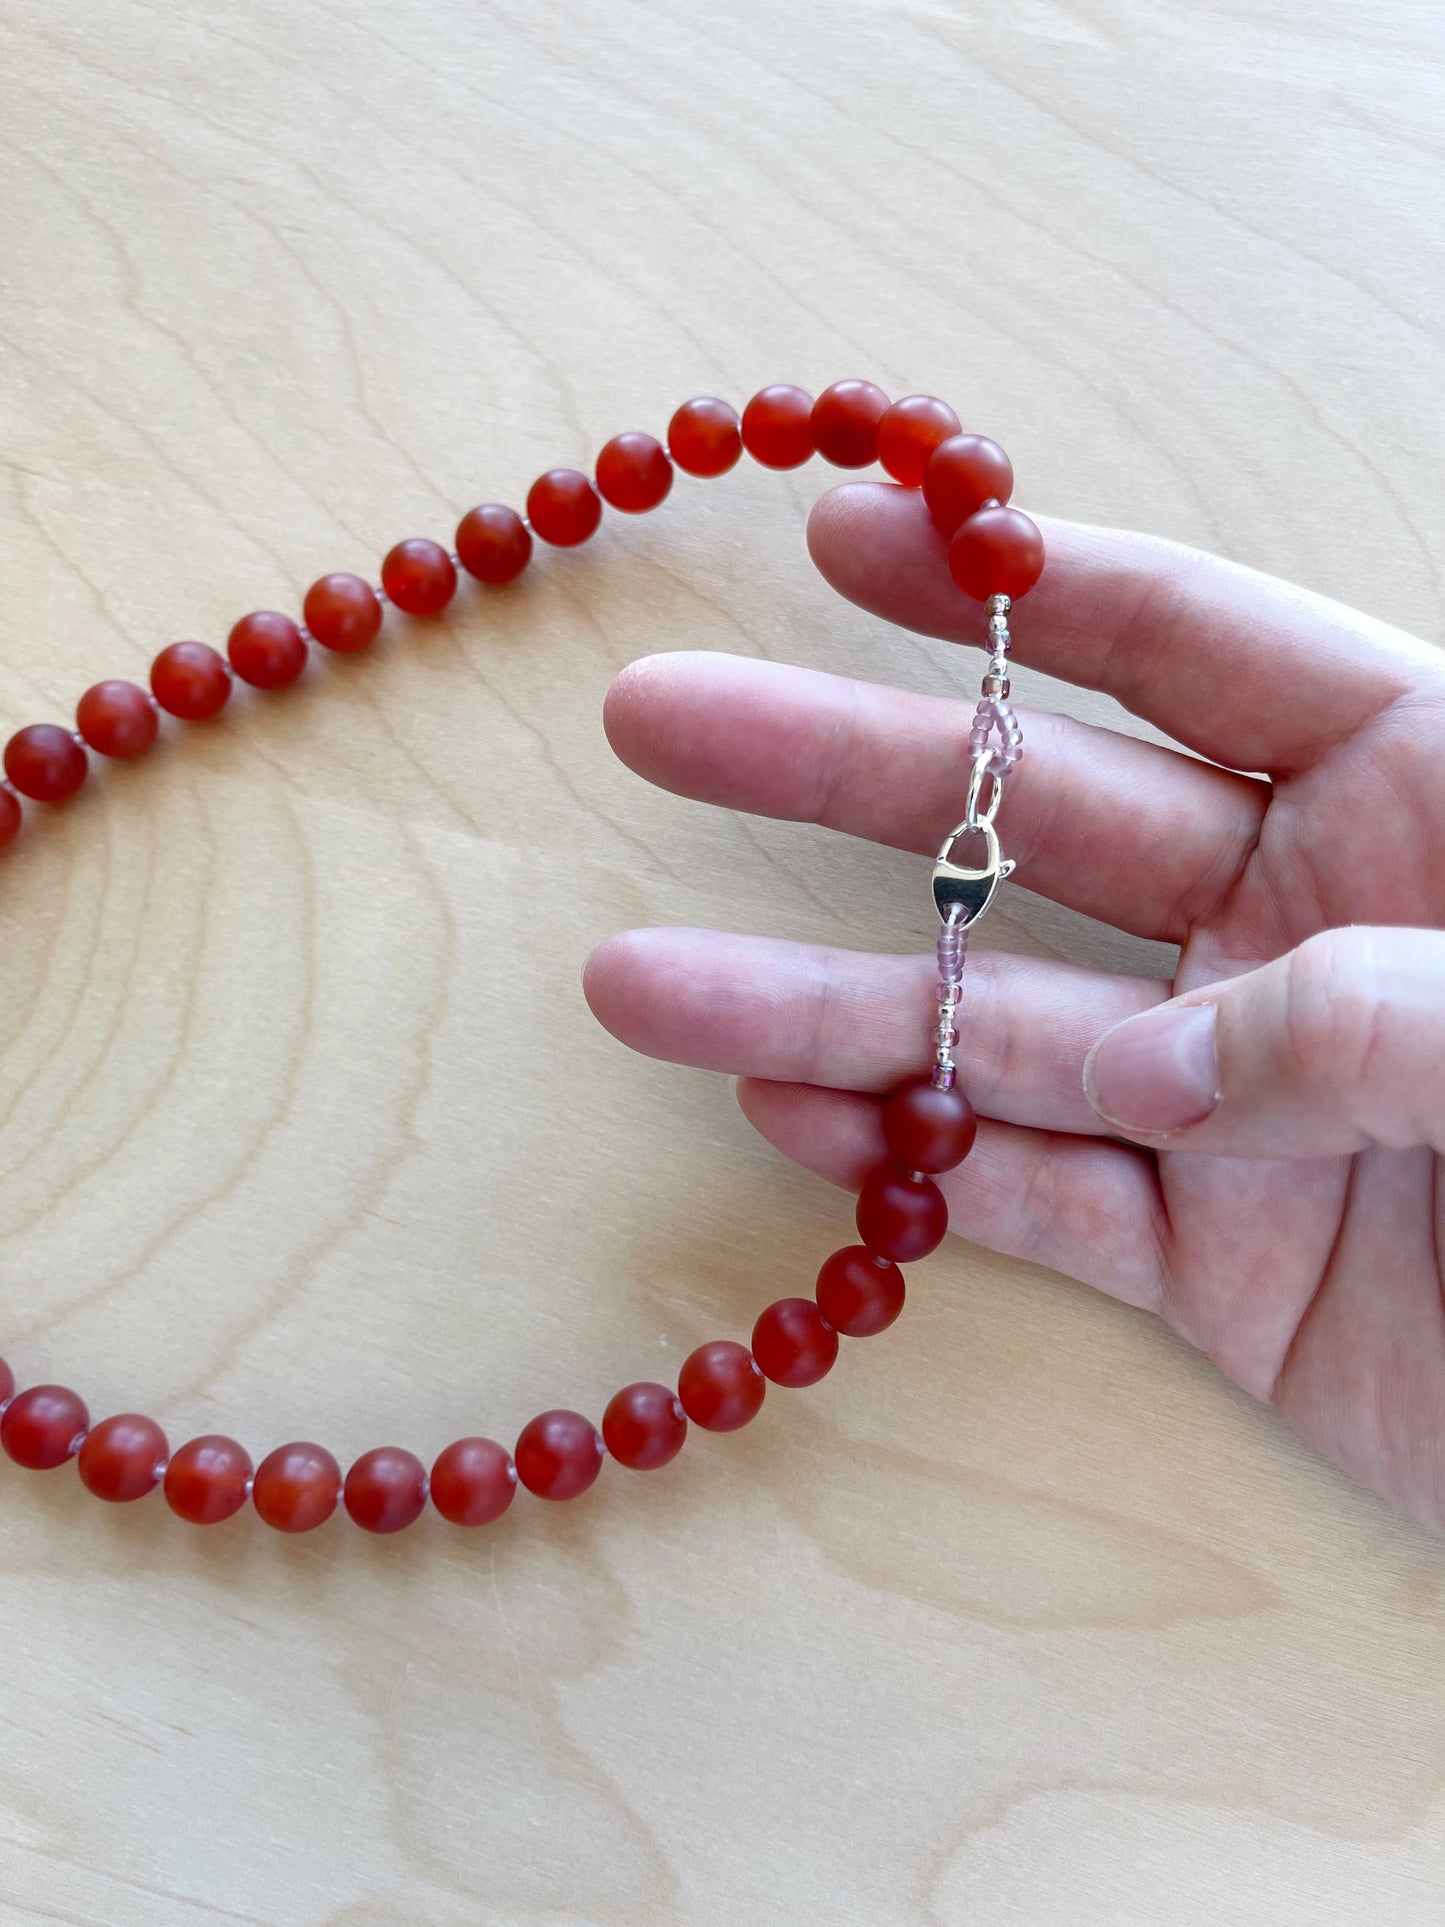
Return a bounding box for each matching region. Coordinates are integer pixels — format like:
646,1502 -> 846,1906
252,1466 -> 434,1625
584,481 -> 1445,1531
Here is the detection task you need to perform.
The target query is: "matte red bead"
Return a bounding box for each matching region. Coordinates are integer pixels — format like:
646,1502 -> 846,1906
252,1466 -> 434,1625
923,434 -> 1015,536
856,1166 -> 949,1261
1,1384 -> 89,1469
677,1340 -> 766,1432
877,395 -> 963,488
602,1382 -> 687,1470
667,397 -> 742,477
303,573 -> 383,653
596,433 -> 674,513
4,725 -> 87,803
815,1245 -> 906,1338
76,681 -> 158,759
455,504 -> 532,585
884,1077 -> 978,1173
429,1437 -> 516,1525
228,611 -> 308,690
949,505 -> 1046,601
344,1446 -> 428,1534
164,1435 -> 253,1524
0,1357 -> 12,1406
526,469 -> 603,548
78,1413 -> 168,1502
0,786 -> 19,852
811,379 -> 890,468
251,1441 -> 341,1532
751,1297 -> 839,1388
741,385 -> 815,470
514,1409 -> 604,1501
151,642 -> 232,721
381,538 -> 458,616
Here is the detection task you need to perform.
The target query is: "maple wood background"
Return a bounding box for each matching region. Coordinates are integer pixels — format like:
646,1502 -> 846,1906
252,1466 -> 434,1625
0,2 -> 1441,1923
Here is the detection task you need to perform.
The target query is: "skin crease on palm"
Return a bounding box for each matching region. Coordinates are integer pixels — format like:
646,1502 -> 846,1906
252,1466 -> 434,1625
582,480 -> 1445,1535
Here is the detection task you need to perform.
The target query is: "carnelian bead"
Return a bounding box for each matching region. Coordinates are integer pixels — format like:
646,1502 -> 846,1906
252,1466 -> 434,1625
76,680 -> 158,759
381,538 -> 457,616
811,379 -> 890,468
344,1446 -> 428,1534
923,434 -> 1015,536
164,1435 -> 252,1524
667,396 -> 742,478
151,642 -> 232,721
602,1382 -> 687,1471
856,1166 -> 949,1262
228,611 -> 308,690
0,1357 -> 12,1407
303,572 -> 383,653
455,504 -> 532,584
883,1077 -> 978,1173
677,1340 -> 766,1432
526,469 -> 603,548
751,1297 -> 839,1388
741,385 -> 815,470
1,1384 -> 88,1469
877,395 -> 963,488
78,1414 -> 168,1502
0,786 -> 19,852
514,1409 -> 604,1501
430,1437 -> 516,1525
596,433 -> 673,513
815,1245 -> 906,1338
4,725 -> 87,802
251,1441 -> 341,1532
949,505 -> 1046,601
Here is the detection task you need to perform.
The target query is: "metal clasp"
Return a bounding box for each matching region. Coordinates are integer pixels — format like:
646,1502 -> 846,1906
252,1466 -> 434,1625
932,815 -> 1015,927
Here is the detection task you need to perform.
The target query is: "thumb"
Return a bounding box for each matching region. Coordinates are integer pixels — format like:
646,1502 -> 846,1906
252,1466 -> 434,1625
1083,926 -> 1445,1158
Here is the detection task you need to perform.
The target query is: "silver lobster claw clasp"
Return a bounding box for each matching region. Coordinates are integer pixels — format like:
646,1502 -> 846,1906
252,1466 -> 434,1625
931,816 -> 1015,927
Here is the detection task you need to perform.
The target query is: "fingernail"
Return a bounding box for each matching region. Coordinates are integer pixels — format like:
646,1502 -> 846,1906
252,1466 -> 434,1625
1084,1003 -> 1220,1134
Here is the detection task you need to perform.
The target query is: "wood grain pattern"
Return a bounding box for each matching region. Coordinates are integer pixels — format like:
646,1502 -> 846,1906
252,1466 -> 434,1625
0,2 -> 1441,1921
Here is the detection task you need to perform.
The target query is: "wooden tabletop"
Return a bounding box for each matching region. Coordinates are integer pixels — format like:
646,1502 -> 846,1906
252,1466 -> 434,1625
1,4 -> 1441,1922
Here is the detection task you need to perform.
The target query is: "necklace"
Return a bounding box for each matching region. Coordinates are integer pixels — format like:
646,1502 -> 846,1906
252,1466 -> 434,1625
0,380 -> 1044,1535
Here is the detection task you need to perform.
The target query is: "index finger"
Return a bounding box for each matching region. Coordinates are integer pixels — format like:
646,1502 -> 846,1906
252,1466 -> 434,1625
808,485 -> 1436,775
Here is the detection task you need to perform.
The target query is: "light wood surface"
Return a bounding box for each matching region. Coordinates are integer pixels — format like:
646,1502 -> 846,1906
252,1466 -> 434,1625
0,3 -> 1441,1922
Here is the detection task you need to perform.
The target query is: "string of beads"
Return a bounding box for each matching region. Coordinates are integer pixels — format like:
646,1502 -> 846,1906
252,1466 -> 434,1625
0,380 -> 1041,1532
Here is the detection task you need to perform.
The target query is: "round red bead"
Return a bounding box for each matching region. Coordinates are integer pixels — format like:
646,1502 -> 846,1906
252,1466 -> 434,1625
429,1437 -> 516,1526
4,725 -> 87,803
526,469 -> 603,548
677,1340 -> 766,1432
667,397 -> 742,478
77,1413 -> 168,1502
596,432 -> 674,513
923,434 -> 1015,536
251,1441 -> 341,1532
883,1077 -> 978,1173
303,573 -> 383,653
381,538 -> 457,616
811,379 -> 890,468
602,1382 -> 688,1471
164,1435 -> 253,1524
949,505 -> 1045,602
455,505 -> 532,584
877,395 -> 963,487
751,1298 -> 839,1388
1,1384 -> 89,1469
0,1357 -> 12,1407
0,786 -> 19,852
815,1245 -> 906,1338
76,681 -> 158,759
741,385 -> 815,470
344,1446 -> 428,1534
514,1409 -> 604,1501
856,1166 -> 949,1262
228,611 -> 308,690
151,642 -> 232,721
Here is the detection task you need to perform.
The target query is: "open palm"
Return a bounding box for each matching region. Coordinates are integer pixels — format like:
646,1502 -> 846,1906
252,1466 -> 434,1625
585,483 -> 1445,1531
